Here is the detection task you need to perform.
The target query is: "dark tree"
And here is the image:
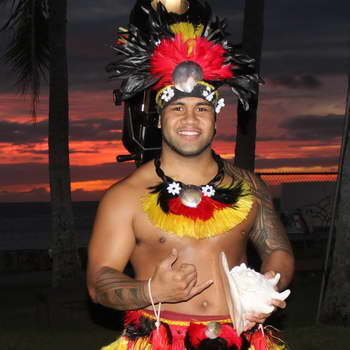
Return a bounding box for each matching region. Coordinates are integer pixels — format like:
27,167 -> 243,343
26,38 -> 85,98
1,0 -> 81,287
321,75 -> 350,325
234,0 -> 265,171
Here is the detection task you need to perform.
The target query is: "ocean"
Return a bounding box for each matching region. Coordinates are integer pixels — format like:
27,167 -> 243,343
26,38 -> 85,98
0,201 -> 99,250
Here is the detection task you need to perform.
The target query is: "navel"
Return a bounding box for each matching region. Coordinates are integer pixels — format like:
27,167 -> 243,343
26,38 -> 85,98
201,300 -> 209,309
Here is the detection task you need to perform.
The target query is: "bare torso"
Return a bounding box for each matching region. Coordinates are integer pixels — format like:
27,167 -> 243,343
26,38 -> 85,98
127,161 -> 258,316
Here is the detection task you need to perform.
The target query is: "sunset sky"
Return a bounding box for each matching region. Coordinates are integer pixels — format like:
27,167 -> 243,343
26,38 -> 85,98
0,0 -> 348,202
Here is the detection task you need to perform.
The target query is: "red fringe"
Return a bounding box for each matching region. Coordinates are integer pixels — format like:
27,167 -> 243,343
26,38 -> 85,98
220,325 -> 242,348
151,324 -> 172,350
151,35 -> 234,90
168,196 -> 229,221
187,323 -> 207,347
124,310 -> 142,327
245,330 -> 268,350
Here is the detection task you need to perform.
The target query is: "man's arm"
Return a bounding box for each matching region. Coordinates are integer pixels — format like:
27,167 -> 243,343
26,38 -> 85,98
94,267 -> 149,310
245,171 -> 295,290
87,184 -> 150,311
223,162 -> 294,290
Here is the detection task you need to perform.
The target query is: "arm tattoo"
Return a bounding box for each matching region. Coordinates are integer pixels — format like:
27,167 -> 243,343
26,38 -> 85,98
224,161 -> 293,259
95,267 -> 150,311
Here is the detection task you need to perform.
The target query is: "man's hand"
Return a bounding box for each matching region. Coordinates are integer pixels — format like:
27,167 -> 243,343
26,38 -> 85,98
243,270 -> 286,332
150,248 -> 213,303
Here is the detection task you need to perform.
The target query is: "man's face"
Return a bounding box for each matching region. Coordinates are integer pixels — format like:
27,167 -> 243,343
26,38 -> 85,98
160,97 -> 216,157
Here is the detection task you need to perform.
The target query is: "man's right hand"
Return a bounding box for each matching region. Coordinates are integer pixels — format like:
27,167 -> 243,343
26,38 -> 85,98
149,248 -> 213,304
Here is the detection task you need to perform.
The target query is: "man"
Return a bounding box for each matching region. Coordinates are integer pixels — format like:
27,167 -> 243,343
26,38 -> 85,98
87,2 -> 294,349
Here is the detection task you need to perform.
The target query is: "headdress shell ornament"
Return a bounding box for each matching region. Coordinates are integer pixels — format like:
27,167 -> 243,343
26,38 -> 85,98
107,0 -> 262,112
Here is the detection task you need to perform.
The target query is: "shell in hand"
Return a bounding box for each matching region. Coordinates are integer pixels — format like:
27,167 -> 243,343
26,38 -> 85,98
229,263 -> 291,314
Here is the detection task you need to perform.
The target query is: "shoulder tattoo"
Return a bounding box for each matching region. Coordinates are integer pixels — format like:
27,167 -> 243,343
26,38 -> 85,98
224,161 -> 293,259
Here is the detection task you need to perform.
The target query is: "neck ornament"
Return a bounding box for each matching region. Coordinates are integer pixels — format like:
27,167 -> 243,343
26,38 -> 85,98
142,151 -> 254,239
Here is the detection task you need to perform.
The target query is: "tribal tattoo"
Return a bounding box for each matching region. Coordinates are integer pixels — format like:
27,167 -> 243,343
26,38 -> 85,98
224,161 -> 293,259
95,267 -> 150,311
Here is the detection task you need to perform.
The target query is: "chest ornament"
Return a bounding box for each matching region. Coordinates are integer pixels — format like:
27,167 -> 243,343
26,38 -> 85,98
142,152 -> 254,239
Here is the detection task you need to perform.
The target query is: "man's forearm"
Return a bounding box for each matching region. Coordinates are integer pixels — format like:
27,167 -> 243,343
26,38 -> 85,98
260,250 -> 294,290
94,266 -> 150,311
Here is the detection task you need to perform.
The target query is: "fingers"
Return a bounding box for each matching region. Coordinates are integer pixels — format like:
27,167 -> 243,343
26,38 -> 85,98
264,270 -> 276,279
160,248 -> 178,269
245,312 -> 270,324
271,298 -> 286,309
243,321 -> 256,332
187,279 -> 213,299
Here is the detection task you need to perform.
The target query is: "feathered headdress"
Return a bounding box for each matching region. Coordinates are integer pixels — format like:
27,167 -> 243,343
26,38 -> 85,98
107,0 -> 262,112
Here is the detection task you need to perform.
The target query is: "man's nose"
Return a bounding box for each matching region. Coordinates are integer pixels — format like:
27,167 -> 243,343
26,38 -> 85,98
183,108 -> 197,123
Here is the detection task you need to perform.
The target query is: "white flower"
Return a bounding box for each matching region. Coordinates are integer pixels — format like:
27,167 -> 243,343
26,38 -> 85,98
215,98 -> 225,113
167,181 -> 181,196
161,87 -> 175,102
202,87 -> 215,102
201,185 -> 216,197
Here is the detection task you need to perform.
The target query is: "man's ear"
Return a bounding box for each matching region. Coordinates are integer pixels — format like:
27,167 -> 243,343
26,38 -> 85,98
157,107 -> 162,128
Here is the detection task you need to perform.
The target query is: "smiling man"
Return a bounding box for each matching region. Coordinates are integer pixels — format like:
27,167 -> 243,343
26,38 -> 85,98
87,2 -> 294,349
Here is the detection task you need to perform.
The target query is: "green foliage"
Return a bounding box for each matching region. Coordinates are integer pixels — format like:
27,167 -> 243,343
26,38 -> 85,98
0,0 -> 50,118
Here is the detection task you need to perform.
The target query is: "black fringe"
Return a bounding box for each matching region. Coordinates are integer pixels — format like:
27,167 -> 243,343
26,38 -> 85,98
107,0 -> 262,107
124,316 -> 155,340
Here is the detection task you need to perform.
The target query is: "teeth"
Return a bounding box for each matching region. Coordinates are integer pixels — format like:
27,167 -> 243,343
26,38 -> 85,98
178,131 -> 199,135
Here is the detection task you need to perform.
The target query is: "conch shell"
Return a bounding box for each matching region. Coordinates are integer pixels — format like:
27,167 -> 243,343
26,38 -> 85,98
220,252 -> 291,335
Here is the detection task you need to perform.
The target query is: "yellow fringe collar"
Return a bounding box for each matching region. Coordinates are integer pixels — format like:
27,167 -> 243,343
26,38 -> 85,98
142,181 -> 254,239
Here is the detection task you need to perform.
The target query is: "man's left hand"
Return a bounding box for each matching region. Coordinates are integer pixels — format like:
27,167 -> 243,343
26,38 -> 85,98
243,270 -> 286,332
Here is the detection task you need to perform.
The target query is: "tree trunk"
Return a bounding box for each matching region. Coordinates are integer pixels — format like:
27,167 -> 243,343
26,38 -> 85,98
321,76 -> 350,325
48,0 -> 81,288
234,0 -> 264,171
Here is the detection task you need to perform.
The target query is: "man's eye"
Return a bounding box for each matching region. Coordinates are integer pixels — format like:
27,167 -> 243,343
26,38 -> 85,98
172,106 -> 183,112
197,107 -> 209,112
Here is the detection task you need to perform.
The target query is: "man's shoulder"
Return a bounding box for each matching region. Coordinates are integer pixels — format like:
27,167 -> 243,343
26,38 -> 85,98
223,159 -> 261,189
102,160 -> 155,204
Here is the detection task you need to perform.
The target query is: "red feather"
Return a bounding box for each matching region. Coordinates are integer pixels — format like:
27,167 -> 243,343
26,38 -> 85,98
124,310 -> 142,327
220,324 -> 242,348
151,35 -> 234,90
187,323 -> 207,347
245,330 -> 268,350
168,196 -> 229,221
151,324 -> 172,350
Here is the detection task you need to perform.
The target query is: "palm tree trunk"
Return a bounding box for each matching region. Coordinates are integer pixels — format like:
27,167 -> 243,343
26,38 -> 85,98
48,0 -> 81,287
234,0 -> 264,171
320,75 -> 350,325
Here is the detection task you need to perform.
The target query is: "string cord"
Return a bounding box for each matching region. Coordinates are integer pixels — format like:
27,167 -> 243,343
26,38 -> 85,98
148,277 -> 161,331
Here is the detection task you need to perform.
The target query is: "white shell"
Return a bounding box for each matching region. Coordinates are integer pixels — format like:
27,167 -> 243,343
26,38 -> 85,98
219,252 -> 291,336
229,263 -> 291,314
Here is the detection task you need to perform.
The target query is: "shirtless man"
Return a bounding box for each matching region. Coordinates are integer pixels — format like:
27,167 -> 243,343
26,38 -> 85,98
88,3 -> 294,347
87,95 -> 294,349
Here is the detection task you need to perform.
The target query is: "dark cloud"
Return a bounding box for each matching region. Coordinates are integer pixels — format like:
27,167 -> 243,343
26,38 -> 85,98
269,74 -> 322,90
0,162 -> 135,186
0,118 -> 122,144
279,114 -> 344,141
1,0 -> 348,94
